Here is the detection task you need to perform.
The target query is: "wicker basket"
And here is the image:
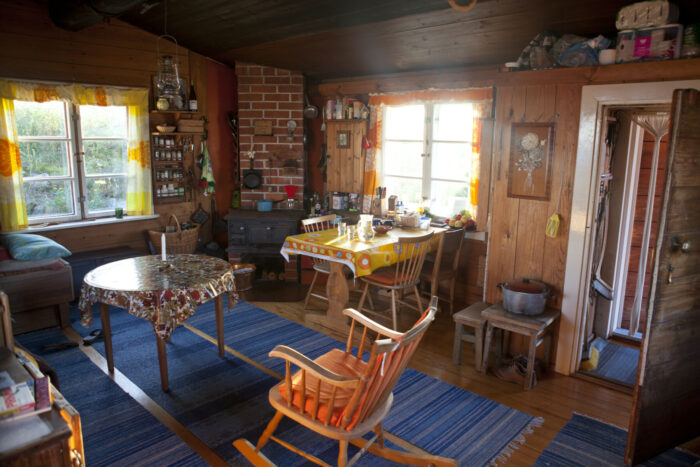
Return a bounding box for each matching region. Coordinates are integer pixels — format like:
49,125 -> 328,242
148,214 -> 199,254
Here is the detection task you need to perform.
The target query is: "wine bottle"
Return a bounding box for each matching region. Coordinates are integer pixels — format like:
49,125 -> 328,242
188,81 -> 198,111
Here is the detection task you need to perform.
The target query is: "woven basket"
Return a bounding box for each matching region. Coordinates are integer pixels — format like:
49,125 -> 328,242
148,214 -> 199,254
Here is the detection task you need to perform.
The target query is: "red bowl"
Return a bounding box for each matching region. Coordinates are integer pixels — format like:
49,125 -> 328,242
374,225 -> 392,235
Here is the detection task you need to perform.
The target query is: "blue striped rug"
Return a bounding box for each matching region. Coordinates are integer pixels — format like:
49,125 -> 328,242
16,327 -> 205,467
582,341 -> 638,387
34,299 -> 541,465
534,413 -> 699,466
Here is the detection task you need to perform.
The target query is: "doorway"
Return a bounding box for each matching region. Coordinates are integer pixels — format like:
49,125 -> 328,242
556,79 -> 700,378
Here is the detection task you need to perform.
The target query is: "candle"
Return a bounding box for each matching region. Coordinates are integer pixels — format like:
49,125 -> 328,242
161,233 -> 166,261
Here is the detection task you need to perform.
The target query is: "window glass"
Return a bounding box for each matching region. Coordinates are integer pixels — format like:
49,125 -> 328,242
24,180 -> 75,218
80,105 -> 127,138
83,141 -> 127,175
19,141 -> 70,177
86,176 -> 127,211
15,101 -> 66,137
384,105 -> 424,141
430,180 -> 469,218
383,141 -> 423,177
383,176 -> 422,207
433,103 -> 473,142
431,142 -> 470,181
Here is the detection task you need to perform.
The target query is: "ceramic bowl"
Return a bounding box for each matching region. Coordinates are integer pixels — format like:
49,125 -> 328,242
373,225 -> 392,235
156,125 -> 176,133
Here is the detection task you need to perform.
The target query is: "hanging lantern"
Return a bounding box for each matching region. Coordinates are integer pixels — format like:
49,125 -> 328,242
156,34 -> 183,109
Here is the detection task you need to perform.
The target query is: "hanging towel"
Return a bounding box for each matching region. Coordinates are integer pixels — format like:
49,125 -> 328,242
200,142 -> 216,195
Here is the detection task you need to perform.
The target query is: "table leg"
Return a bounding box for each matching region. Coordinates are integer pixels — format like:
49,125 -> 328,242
430,232 -> 446,298
525,332 -> 538,390
156,335 -> 169,391
215,294 -> 225,358
306,262 -> 349,332
453,322 -> 463,365
99,303 -> 114,374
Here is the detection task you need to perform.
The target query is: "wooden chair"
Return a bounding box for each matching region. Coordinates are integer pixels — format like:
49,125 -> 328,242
301,214 -> 336,310
234,296 -> 456,467
420,227 -> 464,315
356,232 -> 433,330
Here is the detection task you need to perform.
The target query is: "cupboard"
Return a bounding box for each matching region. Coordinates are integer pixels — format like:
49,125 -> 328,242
325,119 -> 367,197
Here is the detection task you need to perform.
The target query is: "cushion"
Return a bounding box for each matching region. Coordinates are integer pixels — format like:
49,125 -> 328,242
278,348 -> 366,426
364,266 -> 410,286
1,233 -> 71,261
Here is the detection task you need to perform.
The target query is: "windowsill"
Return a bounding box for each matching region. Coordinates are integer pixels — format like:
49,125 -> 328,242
25,214 -> 160,233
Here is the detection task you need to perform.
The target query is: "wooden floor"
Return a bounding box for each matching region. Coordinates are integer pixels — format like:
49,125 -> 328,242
250,294 -> 633,466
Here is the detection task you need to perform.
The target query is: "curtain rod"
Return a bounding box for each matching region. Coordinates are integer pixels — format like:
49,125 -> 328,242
0,76 -> 146,91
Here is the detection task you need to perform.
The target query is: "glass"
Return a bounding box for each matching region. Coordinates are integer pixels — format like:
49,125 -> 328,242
432,103 -> 473,142
431,142 -> 470,181
383,141 -> 423,177
337,221 -> 347,236
114,207 -> 123,219
384,105 -> 424,141
357,214 -> 375,242
19,141 -> 70,177
80,105 -> 127,138
429,180 -> 470,217
15,101 -> 67,137
347,225 -> 357,239
24,179 -> 74,219
86,176 -> 126,213
83,140 -> 127,174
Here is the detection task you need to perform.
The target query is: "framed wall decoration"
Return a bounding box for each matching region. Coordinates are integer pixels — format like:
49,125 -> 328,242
337,130 -> 351,148
508,122 -> 555,201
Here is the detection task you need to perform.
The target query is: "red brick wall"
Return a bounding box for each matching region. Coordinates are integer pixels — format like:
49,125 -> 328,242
236,62 -> 305,209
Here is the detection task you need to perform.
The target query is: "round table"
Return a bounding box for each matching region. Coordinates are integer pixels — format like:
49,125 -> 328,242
78,254 -> 237,391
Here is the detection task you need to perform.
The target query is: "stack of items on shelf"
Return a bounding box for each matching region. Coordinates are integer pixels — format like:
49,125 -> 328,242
325,97 -> 369,120
0,355 -> 50,423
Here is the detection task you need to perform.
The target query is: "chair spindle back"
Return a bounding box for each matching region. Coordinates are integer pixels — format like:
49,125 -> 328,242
301,214 -> 337,268
393,232 -> 434,288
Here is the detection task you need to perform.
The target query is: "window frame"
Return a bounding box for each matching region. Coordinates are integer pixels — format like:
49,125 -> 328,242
16,101 -> 129,225
380,102 -> 474,216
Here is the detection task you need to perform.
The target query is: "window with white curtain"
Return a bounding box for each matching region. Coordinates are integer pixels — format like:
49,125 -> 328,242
15,101 -> 128,223
381,102 -> 474,217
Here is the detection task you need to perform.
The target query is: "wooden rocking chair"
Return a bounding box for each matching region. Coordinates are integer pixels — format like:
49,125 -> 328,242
234,296 -> 456,467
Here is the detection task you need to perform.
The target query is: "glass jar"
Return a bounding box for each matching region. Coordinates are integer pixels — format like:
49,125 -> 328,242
357,214 -> 375,242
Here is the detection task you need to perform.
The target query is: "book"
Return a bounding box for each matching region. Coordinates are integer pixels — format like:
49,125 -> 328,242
0,369 -> 51,423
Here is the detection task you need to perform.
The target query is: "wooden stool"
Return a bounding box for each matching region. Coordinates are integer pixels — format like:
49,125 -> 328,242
481,303 -> 560,390
453,302 -> 490,370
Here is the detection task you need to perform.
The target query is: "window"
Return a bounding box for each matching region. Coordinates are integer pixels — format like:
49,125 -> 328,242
381,103 -> 475,217
15,101 -> 128,223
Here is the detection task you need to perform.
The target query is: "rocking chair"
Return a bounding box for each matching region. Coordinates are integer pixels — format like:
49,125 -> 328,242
234,296 -> 456,467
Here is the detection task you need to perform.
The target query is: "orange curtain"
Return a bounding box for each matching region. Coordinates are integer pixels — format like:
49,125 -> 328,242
363,106 -> 383,213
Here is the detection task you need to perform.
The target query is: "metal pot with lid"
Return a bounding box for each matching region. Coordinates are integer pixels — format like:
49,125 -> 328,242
498,278 -> 552,315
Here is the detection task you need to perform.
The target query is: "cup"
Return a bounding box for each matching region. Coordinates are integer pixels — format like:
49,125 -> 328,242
115,207 -> 123,219
337,222 -> 347,236
347,225 -> 356,239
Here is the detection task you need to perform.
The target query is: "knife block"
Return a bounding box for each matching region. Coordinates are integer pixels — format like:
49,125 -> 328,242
371,197 -> 387,217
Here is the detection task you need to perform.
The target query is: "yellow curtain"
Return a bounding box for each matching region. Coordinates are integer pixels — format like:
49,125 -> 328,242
0,80 -> 152,228
366,88 -> 492,214
0,98 -> 28,231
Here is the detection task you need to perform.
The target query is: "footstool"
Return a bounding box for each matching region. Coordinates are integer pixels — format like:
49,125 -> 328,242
481,302 -> 560,390
453,302 -> 490,370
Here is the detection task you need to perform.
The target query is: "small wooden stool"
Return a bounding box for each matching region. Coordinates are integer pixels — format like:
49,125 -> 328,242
481,303 -> 560,390
453,302 -> 490,370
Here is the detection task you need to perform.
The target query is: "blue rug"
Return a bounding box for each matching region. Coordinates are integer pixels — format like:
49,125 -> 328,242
33,300 -> 542,465
584,341 -> 639,387
16,327 -> 205,467
534,413 -> 699,466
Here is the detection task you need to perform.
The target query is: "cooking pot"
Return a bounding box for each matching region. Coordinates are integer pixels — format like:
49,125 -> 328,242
498,279 -> 551,315
257,198 -> 284,212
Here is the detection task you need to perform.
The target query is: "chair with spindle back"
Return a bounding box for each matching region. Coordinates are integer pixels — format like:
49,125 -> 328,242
356,232 -> 434,330
234,296 -> 456,467
419,227 -> 465,315
301,214 -> 336,310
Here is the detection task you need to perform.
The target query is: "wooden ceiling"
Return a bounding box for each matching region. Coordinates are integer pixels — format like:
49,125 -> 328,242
118,0 -> 700,80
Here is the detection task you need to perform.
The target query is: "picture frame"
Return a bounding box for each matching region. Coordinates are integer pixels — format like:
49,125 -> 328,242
337,130 -> 351,148
507,122 -> 555,201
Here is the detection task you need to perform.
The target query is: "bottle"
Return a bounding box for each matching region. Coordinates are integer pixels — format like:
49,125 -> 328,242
188,81 -> 198,111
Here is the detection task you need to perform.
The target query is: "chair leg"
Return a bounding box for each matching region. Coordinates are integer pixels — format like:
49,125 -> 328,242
374,423 -> 385,448
357,281 -> 370,314
304,270 -> 319,310
366,287 -> 376,311
390,289 -> 398,330
474,324 -> 484,372
482,323 -> 494,374
338,440 -> 348,467
412,286 -> 423,314
256,411 -> 284,451
449,277 -> 457,315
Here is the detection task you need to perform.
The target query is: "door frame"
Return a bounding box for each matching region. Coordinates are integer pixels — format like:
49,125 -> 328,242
556,79 -> 700,375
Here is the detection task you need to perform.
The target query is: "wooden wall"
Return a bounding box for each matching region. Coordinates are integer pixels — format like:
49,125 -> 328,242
0,0 -> 234,253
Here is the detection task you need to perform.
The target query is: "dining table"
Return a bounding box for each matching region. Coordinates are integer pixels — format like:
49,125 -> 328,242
78,254 -> 237,391
281,225 -> 446,330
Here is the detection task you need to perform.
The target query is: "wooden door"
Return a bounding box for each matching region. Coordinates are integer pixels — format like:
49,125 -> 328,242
625,89 -> 700,464
325,120 -> 366,194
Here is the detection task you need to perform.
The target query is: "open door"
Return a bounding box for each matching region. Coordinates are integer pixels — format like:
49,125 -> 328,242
625,89 -> 700,464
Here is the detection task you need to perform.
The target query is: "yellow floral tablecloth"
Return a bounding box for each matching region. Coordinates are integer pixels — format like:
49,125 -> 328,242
79,254 -> 237,340
281,227 -> 443,277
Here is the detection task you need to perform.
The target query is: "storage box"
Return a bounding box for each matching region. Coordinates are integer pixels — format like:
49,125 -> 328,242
176,119 -> 204,133
616,24 -> 683,62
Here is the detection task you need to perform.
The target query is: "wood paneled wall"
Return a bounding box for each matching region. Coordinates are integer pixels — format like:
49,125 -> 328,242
0,0 -> 229,253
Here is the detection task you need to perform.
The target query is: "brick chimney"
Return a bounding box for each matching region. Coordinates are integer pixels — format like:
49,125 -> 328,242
236,62 -> 305,208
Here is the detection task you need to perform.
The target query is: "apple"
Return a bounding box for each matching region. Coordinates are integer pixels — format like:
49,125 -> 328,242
455,220 -> 464,228
455,214 -> 462,221
464,219 -> 476,230
448,219 -> 456,227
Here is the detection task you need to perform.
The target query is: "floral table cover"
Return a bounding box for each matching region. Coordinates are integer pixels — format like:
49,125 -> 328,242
280,227 -> 444,277
79,254 -> 237,340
